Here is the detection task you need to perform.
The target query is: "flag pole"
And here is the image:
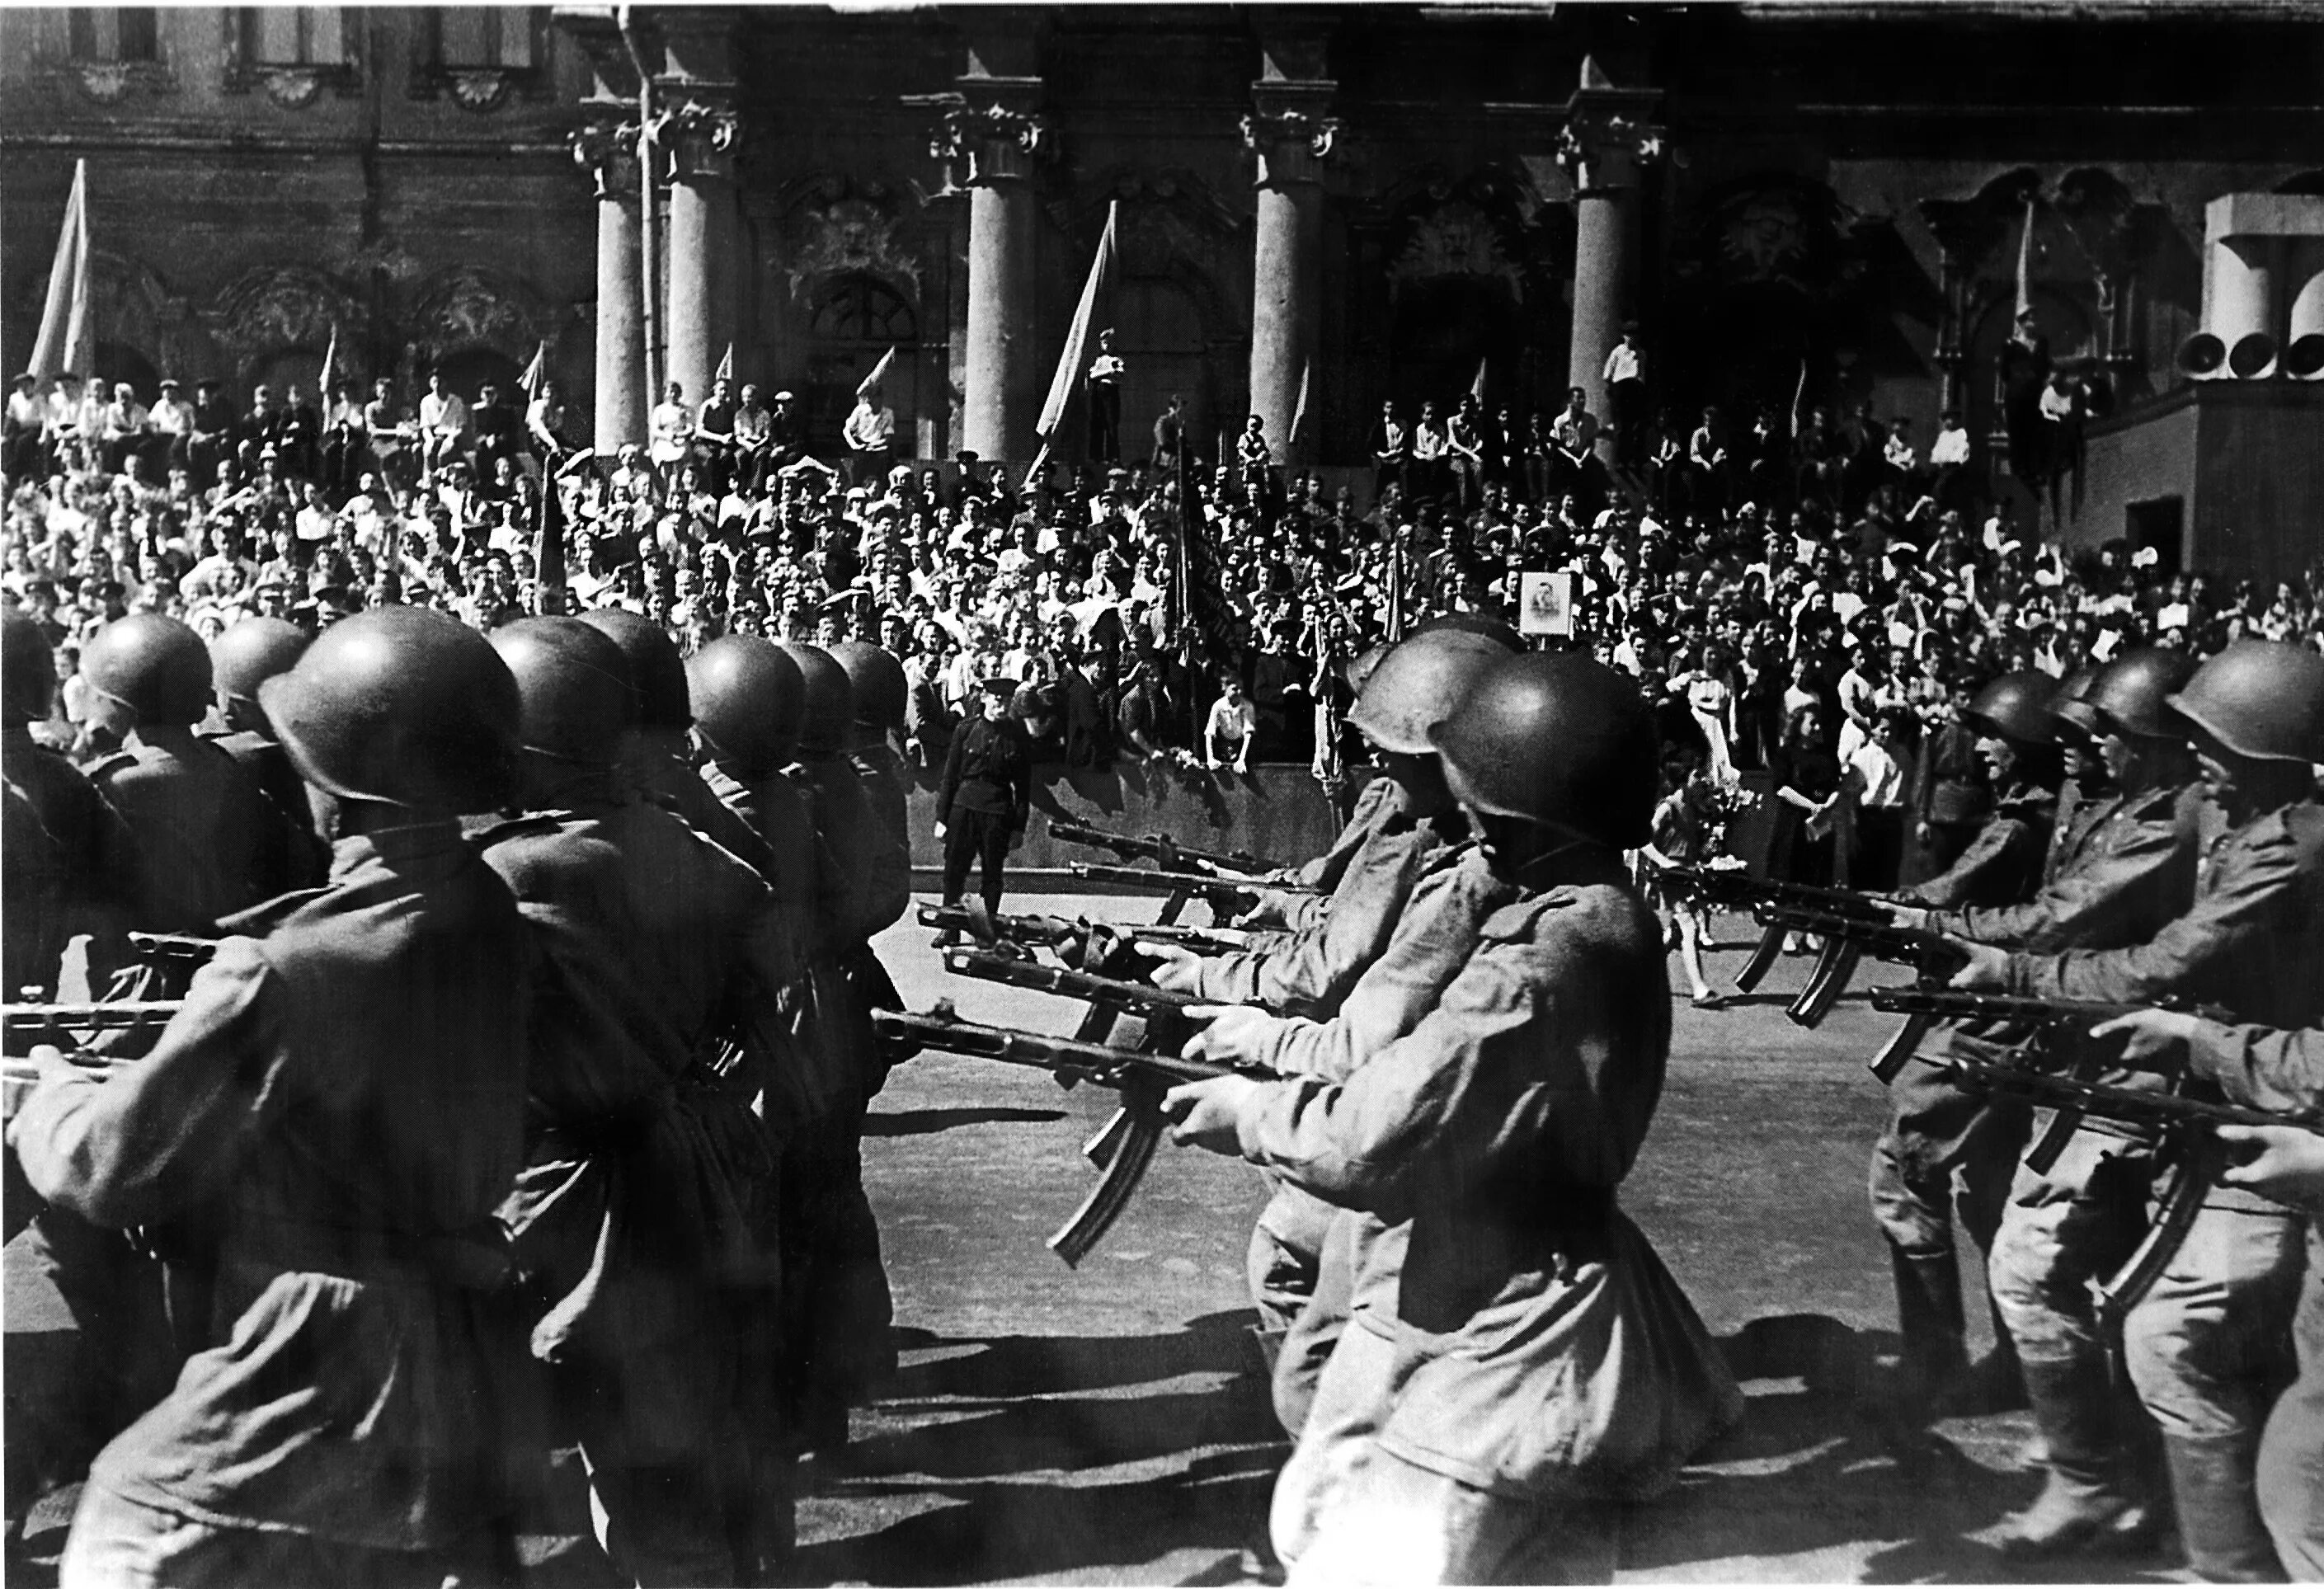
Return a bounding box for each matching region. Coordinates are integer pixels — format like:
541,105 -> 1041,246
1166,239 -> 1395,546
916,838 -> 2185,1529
1032,200 -> 1118,463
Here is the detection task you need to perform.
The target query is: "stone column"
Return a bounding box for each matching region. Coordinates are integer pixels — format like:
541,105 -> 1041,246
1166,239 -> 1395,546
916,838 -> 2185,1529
935,89 -> 1049,462
571,120 -> 644,450
663,101 -> 741,413
1244,86 -> 1339,468
1558,59 -> 1663,456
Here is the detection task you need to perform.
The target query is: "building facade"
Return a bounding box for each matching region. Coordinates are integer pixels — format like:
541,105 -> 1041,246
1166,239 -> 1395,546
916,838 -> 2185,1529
5,4 -> 2320,568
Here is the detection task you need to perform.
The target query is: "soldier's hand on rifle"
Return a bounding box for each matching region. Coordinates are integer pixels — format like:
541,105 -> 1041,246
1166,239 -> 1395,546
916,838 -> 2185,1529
1162,1074 -> 1261,1154
1180,1004 -> 1280,1067
2213,1123 -> 2324,1207
1886,903 -> 1933,933
1144,942 -> 1206,996
1945,939 -> 2010,990
2089,1007 -> 2204,1066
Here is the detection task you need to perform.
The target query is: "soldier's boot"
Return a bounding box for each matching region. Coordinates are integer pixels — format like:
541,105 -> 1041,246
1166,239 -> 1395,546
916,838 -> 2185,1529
1993,1355 -> 2158,1558
2161,1432 -> 2287,1582
1877,1248 -> 1969,1416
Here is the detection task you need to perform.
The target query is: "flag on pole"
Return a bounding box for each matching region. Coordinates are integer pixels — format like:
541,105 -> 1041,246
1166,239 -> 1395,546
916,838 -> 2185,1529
714,341 -> 735,385
1036,201 -> 1119,444
1469,355 -> 1488,406
517,339 -> 546,397
1288,360 -> 1313,449
2015,196 -> 2036,320
31,160 -> 96,382
856,345 -> 896,400
535,465 -> 567,615
318,325 -> 339,403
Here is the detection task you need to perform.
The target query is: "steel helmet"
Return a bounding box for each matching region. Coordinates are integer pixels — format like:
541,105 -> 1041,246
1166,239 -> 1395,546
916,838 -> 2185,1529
2086,647 -> 2200,740
82,613 -> 213,728
687,635 -> 804,779
257,605 -> 520,813
2049,665 -> 2102,740
2166,639 -> 2324,764
1428,652 -> 1658,849
779,642 -> 853,758
1409,612 -> 1527,654
209,617 -> 311,714
2,609 -> 55,726
490,618 -> 638,769
579,607 -> 691,731
1962,670 -> 2060,747
1342,643 -> 1390,697
828,639 -> 908,731
1346,630 -> 1509,755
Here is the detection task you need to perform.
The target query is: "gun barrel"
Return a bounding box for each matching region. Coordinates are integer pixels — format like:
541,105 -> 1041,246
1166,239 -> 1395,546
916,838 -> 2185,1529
1130,923 -> 1258,952
1752,905 -> 1958,969
915,904 -> 1079,944
1665,868 -> 1892,919
1047,821 -> 1278,878
1869,988 -> 2233,1028
873,1008 -> 1247,1085
1944,1055 -> 2324,1136
3,1002 -> 183,1030
1072,863 -> 1315,897
942,949 -> 1206,1013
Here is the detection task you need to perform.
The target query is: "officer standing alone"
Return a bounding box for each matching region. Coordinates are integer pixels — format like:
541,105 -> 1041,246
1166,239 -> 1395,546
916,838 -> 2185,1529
935,670 -> 1032,923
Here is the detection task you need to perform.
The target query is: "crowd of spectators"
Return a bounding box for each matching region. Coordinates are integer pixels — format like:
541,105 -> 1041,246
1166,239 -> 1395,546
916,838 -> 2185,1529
6,362 -> 2319,849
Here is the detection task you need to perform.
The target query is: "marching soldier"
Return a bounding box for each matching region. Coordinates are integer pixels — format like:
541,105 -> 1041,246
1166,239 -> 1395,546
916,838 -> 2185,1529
829,637 -> 915,1090
203,614 -> 329,893
2093,1007 -> 2322,1581
1869,669 -> 2066,1416
780,642 -> 899,1427
478,618 -> 796,1586
76,614 -> 303,963
1141,629 -> 1508,1418
1165,654 -> 1742,1583
12,606 -> 539,1586
1951,638 -> 2324,1582
684,638 -> 871,1460
4,609 -> 137,999
1891,648 -> 2204,1554
577,607 -> 780,881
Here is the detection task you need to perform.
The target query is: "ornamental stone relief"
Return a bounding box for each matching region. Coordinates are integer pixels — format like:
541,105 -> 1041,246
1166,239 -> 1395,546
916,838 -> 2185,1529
782,195 -> 924,302
1386,202 -> 1527,303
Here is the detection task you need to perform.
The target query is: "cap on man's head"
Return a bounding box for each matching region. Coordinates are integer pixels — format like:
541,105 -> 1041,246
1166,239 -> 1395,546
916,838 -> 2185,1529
158,378 -> 181,391
773,390 -> 796,402
12,372 -> 35,388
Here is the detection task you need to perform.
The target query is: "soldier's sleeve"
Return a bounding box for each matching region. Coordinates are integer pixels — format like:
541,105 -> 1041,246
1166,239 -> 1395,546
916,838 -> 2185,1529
934,722 -> 967,819
1233,941 -> 1615,1225
1905,815 -> 2034,910
2186,1019 -> 2324,1114
1939,812 -> 2191,952
2006,824 -> 2301,1006
9,938 -> 274,1229
1198,826 -> 1430,1013
1256,858 -> 1489,1083
1291,775 -> 1395,896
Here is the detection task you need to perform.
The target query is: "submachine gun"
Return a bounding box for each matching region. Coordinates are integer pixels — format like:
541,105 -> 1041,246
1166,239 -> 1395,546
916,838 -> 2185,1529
915,903 -> 1254,968
1047,820 -> 1283,880
1068,863 -> 1319,915
1869,986 -> 2318,1323
4,999 -> 184,1243
875,1004 -> 1273,1266
1745,901 -> 1969,1059
1660,867 -> 1894,994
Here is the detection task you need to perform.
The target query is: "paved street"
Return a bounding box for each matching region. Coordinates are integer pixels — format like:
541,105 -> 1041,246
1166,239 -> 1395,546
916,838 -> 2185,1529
6,894 -> 2199,1583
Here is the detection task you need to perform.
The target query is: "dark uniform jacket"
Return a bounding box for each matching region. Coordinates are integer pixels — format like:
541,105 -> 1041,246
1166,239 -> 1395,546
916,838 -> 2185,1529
477,782 -> 792,1434
1933,782 -> 2199,952
848,740 -> 914,938
4,722 -> 138,997
1905,779 -> 2057,910
936,714 -> 1031,834
203,726 -> 331,893
12,825 -> 533,1549
88,735 -> 302,933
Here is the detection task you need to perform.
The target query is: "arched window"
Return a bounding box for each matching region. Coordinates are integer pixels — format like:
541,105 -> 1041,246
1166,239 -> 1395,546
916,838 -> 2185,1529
802,274 -> 918,456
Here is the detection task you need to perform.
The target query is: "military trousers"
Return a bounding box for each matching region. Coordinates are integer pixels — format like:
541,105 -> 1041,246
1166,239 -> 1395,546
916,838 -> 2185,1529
60,1483 -> 493,1589
1868,1060 -> 2029,1262
1289,1438 -> 1621,1587
1988,1126 -> 2152,1366
2121,1195 -> 2305,1444
2256,1222 -> 2323,1578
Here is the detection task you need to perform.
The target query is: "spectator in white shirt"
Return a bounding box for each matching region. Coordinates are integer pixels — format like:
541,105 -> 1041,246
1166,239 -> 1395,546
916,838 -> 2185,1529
843,383 -> 897,488
1602,321 -> 1647,464
417,371 -> 470,481
648,380 -> 694,472
1842,705 -> 1912,891
1204,674 -> 1258,773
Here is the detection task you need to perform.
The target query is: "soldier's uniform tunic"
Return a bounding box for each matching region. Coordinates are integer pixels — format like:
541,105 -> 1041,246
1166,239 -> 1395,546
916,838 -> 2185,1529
12,823 -> 534,1587
1232,856 -> 1742,1583
2,720 -> 138,1000
1871,781 -> 2057,1274
1209,798 -> 1470,1361
1243,773 -> 1402,934
478,777 -> 797,1585
2006,796 -> 2324,1573
2183,1020 -> 2324,1579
